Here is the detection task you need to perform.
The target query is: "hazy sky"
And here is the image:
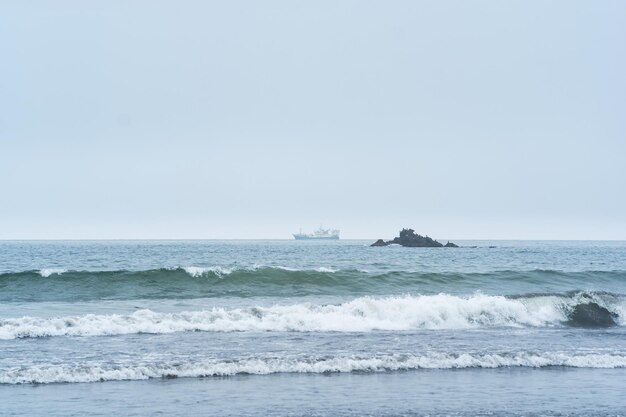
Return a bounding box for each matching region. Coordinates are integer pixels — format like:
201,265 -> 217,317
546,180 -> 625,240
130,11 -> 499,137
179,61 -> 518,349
1,1 -> 625,239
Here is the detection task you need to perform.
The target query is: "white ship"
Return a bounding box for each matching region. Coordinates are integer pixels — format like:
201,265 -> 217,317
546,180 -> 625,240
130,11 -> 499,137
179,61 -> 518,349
293,226 -> 340,240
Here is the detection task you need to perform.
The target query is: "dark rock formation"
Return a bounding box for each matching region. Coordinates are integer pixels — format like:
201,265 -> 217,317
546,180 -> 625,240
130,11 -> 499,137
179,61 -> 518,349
567,302 -> 617,328
371,228 -> 457,248
444,241 -> 459,248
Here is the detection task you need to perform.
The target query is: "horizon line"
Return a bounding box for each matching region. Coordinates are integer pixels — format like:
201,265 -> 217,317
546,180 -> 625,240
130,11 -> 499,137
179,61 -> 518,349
1,238 -> 625,242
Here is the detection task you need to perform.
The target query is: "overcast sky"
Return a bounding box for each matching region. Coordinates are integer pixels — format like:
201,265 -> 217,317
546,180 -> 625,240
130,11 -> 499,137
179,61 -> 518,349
1,1 -> 625,239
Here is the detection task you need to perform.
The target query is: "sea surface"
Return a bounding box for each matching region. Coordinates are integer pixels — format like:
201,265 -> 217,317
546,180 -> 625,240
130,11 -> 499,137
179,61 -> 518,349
0,239 -> 625,416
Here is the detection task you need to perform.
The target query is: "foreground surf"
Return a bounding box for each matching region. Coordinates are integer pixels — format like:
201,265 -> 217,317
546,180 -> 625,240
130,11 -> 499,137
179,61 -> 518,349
2,352 -> 626,384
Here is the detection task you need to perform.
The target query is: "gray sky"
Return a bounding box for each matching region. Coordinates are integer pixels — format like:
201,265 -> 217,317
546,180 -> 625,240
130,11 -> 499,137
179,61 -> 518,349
1,0 -> 625,239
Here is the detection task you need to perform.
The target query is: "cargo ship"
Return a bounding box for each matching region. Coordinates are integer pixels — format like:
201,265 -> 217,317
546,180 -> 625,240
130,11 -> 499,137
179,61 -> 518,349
293,226 -> 340,240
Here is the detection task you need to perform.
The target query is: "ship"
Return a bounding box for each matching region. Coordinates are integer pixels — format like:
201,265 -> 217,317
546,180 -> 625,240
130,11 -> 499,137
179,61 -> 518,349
293,226 -> 340,240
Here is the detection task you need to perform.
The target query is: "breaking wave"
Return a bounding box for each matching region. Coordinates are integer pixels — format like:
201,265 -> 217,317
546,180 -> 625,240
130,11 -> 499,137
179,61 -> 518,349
1,292 -> 623,339
3,352 -> 626,384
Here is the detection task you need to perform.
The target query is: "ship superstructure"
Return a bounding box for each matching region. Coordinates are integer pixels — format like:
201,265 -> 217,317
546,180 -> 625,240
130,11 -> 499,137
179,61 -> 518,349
293,226 -> 340,240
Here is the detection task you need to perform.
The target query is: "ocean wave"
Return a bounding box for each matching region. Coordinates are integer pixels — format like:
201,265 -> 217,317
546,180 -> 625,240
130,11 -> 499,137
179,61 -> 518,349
1,268 -> 625,302
38,269 -> 67,278
1,293 -> 623,339
2,352 -> 626,384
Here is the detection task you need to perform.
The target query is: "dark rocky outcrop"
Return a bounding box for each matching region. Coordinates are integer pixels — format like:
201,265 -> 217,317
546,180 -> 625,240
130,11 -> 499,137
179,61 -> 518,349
567,302 -> 618,328
371,228 -> 457,248
444,241 -> 459,248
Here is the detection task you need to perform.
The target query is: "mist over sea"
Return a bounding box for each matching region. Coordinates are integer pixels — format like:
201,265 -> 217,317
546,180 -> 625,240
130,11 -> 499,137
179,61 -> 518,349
1,239 -> 625,416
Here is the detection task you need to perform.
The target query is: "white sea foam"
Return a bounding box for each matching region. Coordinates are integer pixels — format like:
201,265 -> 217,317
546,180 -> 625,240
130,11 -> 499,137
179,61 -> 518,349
1,294 -> 621,340
274,266 -> 300,272
182,266 -> 234,277
315,267 -> 337,273
38,269 -> 67,278
2,352 -> 626,384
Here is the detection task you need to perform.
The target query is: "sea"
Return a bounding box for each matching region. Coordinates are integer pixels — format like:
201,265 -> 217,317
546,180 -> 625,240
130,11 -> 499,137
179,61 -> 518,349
0,239 -> 625,416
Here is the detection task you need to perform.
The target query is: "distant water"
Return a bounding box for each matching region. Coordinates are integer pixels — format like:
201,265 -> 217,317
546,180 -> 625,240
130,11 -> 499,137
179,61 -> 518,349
1,240 -> 625,416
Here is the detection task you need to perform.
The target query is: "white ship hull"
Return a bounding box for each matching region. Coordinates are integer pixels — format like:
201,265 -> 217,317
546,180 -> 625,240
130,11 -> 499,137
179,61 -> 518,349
293,234 -> 339,240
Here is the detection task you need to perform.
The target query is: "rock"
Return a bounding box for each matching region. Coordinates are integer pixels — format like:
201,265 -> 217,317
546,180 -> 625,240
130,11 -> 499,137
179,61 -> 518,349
396,228 -> 443,247
444,241 -> 459,248
371,228 -> 457,248
567,302 -> 617,328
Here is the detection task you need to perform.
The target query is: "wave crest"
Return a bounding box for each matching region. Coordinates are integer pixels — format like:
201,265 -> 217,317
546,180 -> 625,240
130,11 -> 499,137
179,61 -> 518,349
1,293 -> 623,339
3,352 -> 626,384
38,269 -> 67,278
